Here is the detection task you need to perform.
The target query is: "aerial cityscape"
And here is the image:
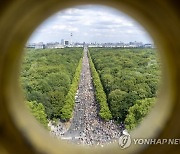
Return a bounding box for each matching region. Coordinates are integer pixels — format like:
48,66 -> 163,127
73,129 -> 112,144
1,1 -> 180,153
22,5 -> 159,147
22,45 -> 159,146
26,39 -> 154,49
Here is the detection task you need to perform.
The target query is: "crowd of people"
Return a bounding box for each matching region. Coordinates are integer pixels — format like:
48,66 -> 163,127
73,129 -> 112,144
50,48 -> 125,146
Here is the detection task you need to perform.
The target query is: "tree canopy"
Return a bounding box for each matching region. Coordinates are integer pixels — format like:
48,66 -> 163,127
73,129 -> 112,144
21,48 -> 83,119
26,101 -> 48,128
89,48 -> 160,129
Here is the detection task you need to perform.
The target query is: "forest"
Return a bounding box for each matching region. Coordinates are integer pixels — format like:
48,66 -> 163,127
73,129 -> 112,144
21,47 -> 160,131
21,48 -> 83,123
89,48 -> 161,130
88,52 -> 112,121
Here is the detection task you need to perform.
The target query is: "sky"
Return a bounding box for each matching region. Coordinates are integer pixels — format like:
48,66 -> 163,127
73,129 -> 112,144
28,5 -> 153,44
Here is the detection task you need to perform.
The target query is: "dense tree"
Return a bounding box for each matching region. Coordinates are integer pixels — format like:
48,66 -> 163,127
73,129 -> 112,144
125,98 -> 155,130
26,101 -> 48,128
21,48 -> 83,119
88,52 -> 112,120
22,47 -> 160,131
61,59 -> 82,121
108,89 -> 128,121
89,48 -> 160,128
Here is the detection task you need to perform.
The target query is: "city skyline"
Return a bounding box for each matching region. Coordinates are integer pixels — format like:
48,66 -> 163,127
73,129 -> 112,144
28,5 -> 153,44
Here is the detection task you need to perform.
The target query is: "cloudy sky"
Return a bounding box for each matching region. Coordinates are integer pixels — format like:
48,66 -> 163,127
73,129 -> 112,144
29,5 -> 153,44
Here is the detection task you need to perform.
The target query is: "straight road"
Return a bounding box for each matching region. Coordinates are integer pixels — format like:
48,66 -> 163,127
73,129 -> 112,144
63,47 -> 95,139
52,47 -> 122,146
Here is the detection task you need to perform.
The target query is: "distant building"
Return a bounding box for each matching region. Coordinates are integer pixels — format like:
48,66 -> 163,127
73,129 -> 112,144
65,41 -> 69,46
54,44 -> 64,49
129,41 -> 143,48
26,43 -> 36,48
45,42 -> 65,49
26,41 -> 154,49
144,44 -> 153,48
73,42 -> 84,47
116,42 -> 124,47
75,44 -> 84,47
35,42 -> 45,49
61,39 -> 65,45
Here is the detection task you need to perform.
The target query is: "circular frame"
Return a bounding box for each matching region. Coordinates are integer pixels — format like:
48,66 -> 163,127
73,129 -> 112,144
0,0 -> 180,153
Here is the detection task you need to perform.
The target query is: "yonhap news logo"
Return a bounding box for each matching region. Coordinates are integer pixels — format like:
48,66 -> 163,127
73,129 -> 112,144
119,130 -> 131,149
119,130 -> 180,149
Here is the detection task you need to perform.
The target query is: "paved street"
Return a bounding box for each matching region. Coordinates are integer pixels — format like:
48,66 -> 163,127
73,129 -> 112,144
50,47 -> 123,146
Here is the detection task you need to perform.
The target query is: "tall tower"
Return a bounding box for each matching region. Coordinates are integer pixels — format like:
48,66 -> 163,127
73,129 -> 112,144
70,33 -> 73,46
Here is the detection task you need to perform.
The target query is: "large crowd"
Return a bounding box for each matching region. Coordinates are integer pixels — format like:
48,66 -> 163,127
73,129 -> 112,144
50,48 -> 125,146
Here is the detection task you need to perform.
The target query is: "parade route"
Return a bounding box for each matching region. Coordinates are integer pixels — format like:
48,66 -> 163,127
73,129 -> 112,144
51,47 -> 122,146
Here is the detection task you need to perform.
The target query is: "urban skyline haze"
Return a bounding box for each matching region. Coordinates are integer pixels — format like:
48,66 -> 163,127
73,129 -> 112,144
28,5 -> 153,44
